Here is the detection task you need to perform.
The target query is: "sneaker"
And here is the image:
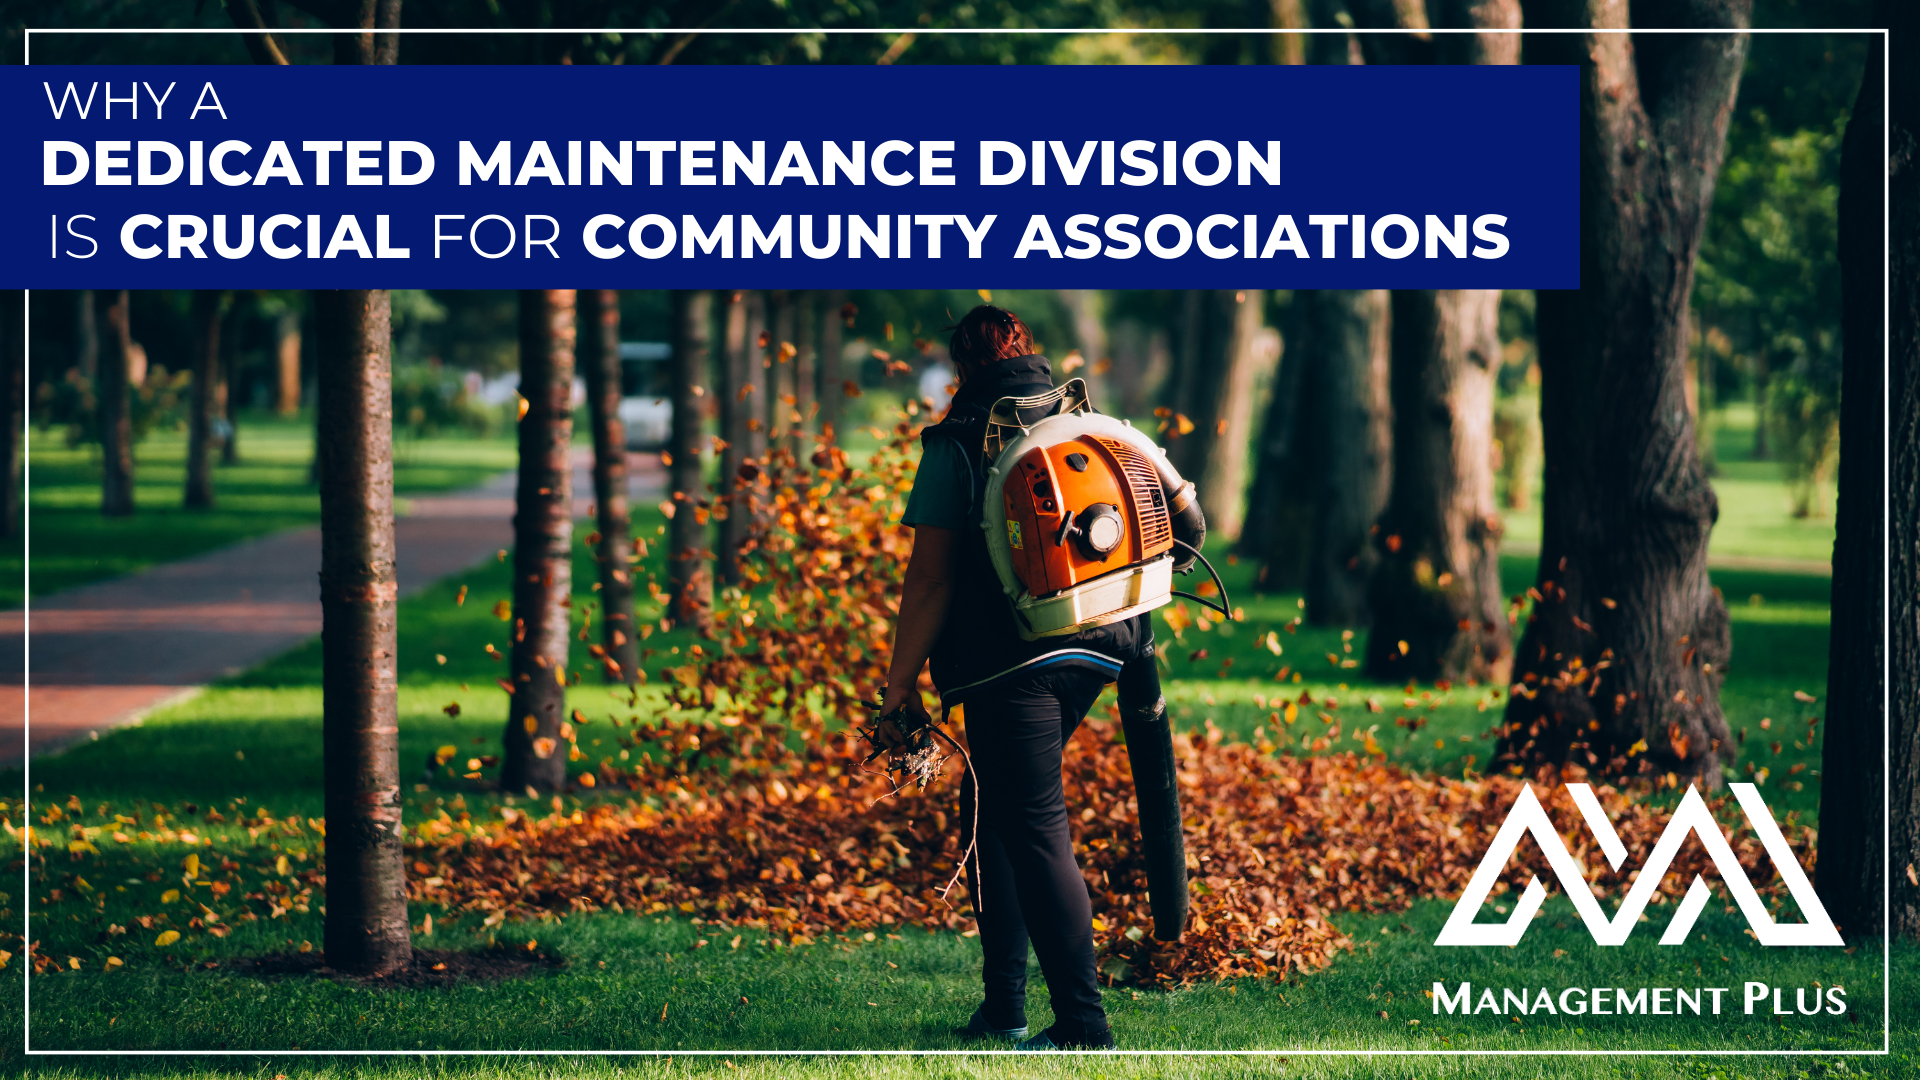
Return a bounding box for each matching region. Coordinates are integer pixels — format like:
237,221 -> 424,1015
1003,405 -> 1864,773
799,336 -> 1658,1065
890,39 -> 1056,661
955,1005 -> 1028,1041
1015,1024 -> 1116,1051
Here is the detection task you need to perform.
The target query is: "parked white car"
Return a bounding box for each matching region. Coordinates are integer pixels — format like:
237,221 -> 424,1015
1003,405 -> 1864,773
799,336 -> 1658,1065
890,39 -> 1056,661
618,342 -> 673,449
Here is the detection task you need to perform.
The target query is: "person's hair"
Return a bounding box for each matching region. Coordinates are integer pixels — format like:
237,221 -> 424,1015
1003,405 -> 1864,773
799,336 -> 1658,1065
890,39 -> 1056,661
946,305 -> 1035,373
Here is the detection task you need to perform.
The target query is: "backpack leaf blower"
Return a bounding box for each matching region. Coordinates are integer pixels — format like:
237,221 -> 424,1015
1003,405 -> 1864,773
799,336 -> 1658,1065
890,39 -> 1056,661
976,378 -> 1227,941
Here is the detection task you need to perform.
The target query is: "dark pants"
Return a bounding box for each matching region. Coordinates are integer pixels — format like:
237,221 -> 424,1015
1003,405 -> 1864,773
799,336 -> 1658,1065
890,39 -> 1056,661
960,668 -> 1111,1038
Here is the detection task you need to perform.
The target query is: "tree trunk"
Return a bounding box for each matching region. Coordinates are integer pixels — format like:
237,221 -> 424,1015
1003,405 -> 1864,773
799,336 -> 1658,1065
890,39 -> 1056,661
1497,7 -> 1748,786
768,290 -> 795,450
578,289 -> 640,685
1820,15 -> 1912,942
277,310 -> 302,416
313,288 -> 409,977
1238,299 -> 1314,588
716,291 -> 748,586
74,291 -> 97,382
96,290 -> 135,518
1172,290 -> 1269,544
1887,3 -> 1920,941
220,344 -> 240,466
502,290 -> 576,795
1058,288 -> 1109,405
792,291 -> 816,450
743,291 -> 769,464
1239,290 -> 1391,615
1307,290 -> 1394,627
1361,0 -> 1516,681
1,291 -> 21,538
185,291 -> 225,510
668,290 -> 714,634
818,289 -> 846,442
1365,290 -> 1509,681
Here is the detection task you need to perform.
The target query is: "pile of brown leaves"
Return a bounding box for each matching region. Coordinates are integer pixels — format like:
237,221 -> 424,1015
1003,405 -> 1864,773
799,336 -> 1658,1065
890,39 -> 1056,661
405,716 -> 1813,985
399,418 -> 1812,985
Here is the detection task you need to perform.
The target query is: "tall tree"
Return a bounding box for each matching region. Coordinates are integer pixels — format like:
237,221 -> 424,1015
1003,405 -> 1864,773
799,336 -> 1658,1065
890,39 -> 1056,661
185,291 -> 226,510
818,289 -> 847,442
1497,3 -> 1749,785
313,0 -> 407,976
73,291 -> 97,382
276,307 -> 303,417
792,290 -> 816,452
1240,291 -> 1392,624
1884,6 -> 1920,942
96,290 -> 135,519
1820,13 -> 1913,941
1303,290 -> 1393,626
1169,290 -> 1270,543
577,289 -> 640,685
1241,6 -> 1393,621
1058,288 -> 1109,405
313,288 -> 409,976
716,291 -> 749,586
501,290 -> 577,795
1365,289 -> 1507,680
1362,0 -> 1518,682
768,290 -> 796,449
668,290 -> 714,634
0,290 -> 21,538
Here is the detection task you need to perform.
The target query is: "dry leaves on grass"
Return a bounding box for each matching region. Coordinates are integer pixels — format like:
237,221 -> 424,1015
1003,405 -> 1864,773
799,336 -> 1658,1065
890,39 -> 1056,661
402,717 -> 1814,986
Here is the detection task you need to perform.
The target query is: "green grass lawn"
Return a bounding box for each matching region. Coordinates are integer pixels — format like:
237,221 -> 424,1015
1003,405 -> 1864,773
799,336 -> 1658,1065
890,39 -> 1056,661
5,414 -> 519,607
10,504 -> 1896,1069
1500,403 -> 1838,566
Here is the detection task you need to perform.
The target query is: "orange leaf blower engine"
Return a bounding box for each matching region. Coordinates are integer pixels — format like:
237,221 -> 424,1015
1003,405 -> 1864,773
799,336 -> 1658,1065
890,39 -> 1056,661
981,380 -> 1224,639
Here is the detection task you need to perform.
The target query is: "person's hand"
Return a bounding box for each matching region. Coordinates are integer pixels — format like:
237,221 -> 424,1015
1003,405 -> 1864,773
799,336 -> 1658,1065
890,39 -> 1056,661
874,686 -> 932,750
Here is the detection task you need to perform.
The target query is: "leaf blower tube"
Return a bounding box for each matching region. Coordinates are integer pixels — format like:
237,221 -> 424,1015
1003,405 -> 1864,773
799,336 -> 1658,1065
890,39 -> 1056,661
1117,651 -> 1187,941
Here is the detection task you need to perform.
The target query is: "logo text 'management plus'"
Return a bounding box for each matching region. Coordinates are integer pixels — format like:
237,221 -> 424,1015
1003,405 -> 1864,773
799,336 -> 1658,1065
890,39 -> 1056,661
1435,783 -> 1841,947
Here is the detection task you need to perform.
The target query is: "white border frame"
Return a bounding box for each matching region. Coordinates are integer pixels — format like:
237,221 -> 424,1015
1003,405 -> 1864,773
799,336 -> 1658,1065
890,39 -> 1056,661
15,22 -> 1895,1062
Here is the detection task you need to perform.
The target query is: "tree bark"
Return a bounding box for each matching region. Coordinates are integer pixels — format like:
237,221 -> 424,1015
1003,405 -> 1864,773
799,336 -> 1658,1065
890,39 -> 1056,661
1238,298 -> 1314,588
313,288 -> 409,977
792,290 -> 816,451
1239,290 -> 1391,617
0,290 -> 21,538
578,289 -> 640,685
186,291 -> 225,510
716,291 -> 748,586
1887,4 -> 1920,941
1821,12 -> 1915,941
1361,0 -> 1517,681
1171,290 -> 1269,544
1309,290 -> 1394,626
74,291 -> 97,382
669,291 -> 714,634
818,289 -> 847,442
1497,5 -> 1748,786
1058,288 -> 1109,406
277,309 -> 303,416
502,290 -> 576,795
1365,290 -> 1509,681
768,290 -> 795,450
96,290 -> 135,519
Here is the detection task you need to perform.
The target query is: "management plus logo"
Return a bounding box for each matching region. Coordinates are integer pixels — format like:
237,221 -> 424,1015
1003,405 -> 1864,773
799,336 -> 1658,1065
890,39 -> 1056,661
1436,783 -> 1841,947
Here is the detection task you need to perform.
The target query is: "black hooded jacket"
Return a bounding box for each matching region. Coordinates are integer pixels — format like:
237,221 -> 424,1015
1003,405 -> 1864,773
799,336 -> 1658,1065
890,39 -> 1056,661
918,355 -> 1150,704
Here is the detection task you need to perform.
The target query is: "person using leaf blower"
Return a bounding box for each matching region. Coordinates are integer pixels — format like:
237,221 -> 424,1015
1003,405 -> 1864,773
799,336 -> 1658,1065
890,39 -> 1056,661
869,305 -> 1225,1051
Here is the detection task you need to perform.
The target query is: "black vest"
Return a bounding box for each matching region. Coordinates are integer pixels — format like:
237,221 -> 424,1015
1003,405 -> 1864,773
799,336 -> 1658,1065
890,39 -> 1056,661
920,356 -> 1149,704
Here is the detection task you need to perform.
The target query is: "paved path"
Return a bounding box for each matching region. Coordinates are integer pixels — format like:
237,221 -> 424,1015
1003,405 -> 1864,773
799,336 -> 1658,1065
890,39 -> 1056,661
0,451 -> 664,767
1499,543 -> 1831,578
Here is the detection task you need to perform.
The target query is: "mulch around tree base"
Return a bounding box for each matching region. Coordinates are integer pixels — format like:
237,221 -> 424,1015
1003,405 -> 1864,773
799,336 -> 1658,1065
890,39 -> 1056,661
238,946 -> 566,988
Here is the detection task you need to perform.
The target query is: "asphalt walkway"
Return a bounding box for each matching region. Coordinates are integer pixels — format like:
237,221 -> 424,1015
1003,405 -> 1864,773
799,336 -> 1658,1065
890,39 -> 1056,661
0,451 -> 663,768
